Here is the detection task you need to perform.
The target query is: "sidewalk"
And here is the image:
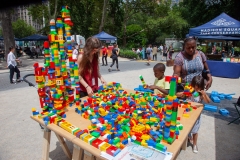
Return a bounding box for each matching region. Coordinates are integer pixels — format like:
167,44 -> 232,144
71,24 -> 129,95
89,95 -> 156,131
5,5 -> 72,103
0,56 -> 45,74
0,56 -> 131,74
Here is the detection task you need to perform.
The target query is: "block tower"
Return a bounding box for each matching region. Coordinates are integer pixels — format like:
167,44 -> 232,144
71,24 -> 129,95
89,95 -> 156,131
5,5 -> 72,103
33,6 -> 80,123
163,77 -> 179,144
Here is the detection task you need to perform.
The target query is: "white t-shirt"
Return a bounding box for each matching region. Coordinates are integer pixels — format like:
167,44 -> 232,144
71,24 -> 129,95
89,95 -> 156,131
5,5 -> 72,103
72,49 -> 79,60
7,52 -> 17,67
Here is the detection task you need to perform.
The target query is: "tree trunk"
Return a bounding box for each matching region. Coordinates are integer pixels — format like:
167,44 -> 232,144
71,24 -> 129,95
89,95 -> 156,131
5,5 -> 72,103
0,9 -> 15,60
122,1 -> 129,47
99,0 -> 108,32
53,0 -> 58,20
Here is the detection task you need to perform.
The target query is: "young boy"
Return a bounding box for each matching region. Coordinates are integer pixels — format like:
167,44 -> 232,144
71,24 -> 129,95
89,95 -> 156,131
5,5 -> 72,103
148,63 -> 169,96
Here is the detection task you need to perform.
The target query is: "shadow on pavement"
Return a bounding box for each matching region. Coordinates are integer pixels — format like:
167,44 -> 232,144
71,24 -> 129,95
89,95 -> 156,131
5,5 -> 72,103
49,141 -> 73,160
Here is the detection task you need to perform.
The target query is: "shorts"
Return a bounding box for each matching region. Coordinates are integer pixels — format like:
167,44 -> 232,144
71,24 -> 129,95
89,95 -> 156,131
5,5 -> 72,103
146,53 -> 150,58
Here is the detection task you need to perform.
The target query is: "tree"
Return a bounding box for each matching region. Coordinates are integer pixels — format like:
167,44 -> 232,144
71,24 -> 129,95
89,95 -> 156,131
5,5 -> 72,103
99,0 -> 108,32
12,19 -> 36,38
28,0 -> 59,35
0,9 -> 15,59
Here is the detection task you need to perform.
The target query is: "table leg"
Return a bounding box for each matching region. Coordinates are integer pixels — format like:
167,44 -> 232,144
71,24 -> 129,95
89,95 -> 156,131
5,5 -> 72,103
181,137 -> 187,150
55,133 -> 72,159
83,150 -> 95,160
42,127 -> 51,160
72,144 -> 83,160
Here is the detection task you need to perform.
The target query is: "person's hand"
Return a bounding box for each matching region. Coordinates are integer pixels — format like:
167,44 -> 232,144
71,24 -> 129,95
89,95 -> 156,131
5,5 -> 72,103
148,85 -> 156,90
176,92 -> 184,98
205,77 -> 212,91
199,90 -> 206,95
86,86 -> 94,97
100,77 -> 107,85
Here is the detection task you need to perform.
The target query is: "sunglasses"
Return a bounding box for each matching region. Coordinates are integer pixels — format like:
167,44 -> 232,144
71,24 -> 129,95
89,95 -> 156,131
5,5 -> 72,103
184,36 -> 197,42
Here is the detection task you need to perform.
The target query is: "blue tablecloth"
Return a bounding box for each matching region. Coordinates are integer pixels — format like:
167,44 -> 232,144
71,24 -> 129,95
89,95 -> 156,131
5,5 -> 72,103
207,60 -> 240,78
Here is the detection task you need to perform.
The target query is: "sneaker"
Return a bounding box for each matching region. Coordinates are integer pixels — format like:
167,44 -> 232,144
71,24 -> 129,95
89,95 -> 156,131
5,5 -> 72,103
101,64 -> 105,66
193,145 -> 198,153
105,64 -> 108,66
117,69 -> 120,71
108,68 -> 111,72
16,79 -> 22,82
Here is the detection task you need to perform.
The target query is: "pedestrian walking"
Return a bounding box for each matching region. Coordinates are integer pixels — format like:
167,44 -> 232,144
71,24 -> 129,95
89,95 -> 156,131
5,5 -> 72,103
108,44 -> 120,72
7,46 -> 21,84
162,44 -> 168,61
152,45 -> 158,61
146,44 -> 152,65
102,44 -> 108,66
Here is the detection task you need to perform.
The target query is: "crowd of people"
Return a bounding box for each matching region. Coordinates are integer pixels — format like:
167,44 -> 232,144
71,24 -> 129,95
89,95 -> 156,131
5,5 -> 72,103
133,44 -> 175,65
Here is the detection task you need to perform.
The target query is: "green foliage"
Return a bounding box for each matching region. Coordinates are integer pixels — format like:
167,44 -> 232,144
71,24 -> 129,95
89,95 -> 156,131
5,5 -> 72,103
0,29 -> 2,37
201,45 -> 207,53
12,19 -> 36,38
119,49 -> 138,59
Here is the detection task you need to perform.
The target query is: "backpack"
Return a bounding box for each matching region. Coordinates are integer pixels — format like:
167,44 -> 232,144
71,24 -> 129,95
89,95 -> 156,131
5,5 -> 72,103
146,48 -> 150,54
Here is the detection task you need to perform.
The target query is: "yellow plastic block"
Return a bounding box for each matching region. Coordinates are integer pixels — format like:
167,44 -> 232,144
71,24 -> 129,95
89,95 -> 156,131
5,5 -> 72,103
83,134 -> 93,143
141,140 -> 148,147
150,117 -> 157,122
80,133 -> 89,140
141,134 -> 150,140
145,124 -> 151,130
32,108 -> 36,112
99,142 -> 111,152
183,114 -> 190,118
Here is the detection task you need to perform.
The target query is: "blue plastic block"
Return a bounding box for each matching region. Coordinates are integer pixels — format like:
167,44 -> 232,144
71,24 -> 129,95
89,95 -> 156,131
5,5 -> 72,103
204,104 -> 218,112
113,149 -> 121,157
211,91 -> 218,97
225,95 -> 232,100
219,109 -> 229,116
122,139 -> 128,145
218,94 -> 225,100
211,96 -> 220,103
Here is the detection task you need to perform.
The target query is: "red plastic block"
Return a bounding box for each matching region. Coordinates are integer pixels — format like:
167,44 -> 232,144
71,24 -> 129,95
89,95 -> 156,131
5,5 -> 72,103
106,145 -> 119,156
92,138 -> 103,148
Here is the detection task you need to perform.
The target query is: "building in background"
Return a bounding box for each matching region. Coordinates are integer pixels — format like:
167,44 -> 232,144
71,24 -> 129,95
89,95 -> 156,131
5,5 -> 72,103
12,5 -> 43,31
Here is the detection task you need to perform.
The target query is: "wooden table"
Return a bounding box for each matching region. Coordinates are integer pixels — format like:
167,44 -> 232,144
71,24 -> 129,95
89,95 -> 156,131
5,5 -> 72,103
31,90 -> 203,160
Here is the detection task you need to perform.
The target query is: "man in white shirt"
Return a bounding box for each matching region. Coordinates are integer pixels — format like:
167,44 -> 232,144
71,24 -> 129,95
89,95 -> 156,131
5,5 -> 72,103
72,46 -> 79,60
7,46 -> 21,83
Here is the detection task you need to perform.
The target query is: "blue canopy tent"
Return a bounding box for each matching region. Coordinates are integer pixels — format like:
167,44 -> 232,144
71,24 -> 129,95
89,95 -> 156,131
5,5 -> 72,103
20,34 -> 48,41
188,13 -> 240,40
93,31 -> 117,43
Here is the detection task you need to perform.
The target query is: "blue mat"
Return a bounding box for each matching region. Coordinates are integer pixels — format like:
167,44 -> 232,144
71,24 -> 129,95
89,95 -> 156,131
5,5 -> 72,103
207,60 -> 240,78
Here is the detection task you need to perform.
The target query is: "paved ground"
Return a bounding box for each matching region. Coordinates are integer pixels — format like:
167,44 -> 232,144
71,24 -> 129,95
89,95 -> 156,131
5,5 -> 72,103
0,53 -> 240,160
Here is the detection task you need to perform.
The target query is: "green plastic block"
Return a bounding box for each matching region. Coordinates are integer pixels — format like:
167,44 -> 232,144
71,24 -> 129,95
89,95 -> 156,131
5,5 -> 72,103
167,137 -> 174,144
178,124 -> 183,130
133,140 -> 141,145
113,137 -> 120,145
156,143 -> 166,151
91,131 -> 100,138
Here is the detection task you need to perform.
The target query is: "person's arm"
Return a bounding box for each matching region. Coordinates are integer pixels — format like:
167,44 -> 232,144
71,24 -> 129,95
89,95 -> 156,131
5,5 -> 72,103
200,51 -> 213,90
98,68 -> 107,85
200,90 -> 211,103
116,48 -> 120,55
148,85 -> 169,95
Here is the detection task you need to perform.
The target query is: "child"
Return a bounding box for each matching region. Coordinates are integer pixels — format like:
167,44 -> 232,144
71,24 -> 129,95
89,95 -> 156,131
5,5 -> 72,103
178,75 -> 210,153
148,63 -> 169,96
